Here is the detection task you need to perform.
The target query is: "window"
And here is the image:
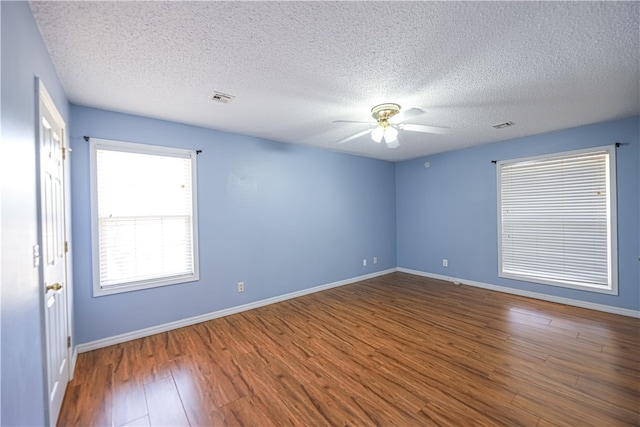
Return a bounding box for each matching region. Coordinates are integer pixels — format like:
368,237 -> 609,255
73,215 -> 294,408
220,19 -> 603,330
497,146 -> 617,294
90,138 -> 199,296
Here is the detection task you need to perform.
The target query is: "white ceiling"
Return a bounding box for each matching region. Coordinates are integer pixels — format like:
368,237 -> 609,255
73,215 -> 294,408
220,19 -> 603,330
30,1 -> 639,162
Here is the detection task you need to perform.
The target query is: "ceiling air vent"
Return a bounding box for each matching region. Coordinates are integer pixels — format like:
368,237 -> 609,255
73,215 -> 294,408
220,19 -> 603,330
210,91 -> 235,104
492,121 -> 514,129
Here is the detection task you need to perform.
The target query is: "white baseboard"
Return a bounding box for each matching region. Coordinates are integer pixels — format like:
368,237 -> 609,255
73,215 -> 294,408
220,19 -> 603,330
398,267 -> 640,319
77,268 -> 397,353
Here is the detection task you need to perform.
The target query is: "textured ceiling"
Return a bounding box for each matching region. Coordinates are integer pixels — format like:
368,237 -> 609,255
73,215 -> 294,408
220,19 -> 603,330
30,1 -> 639,162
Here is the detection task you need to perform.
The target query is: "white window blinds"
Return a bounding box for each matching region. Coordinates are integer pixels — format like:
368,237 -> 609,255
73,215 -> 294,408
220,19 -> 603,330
497,146 -> 617,294
90,139 -> 199,295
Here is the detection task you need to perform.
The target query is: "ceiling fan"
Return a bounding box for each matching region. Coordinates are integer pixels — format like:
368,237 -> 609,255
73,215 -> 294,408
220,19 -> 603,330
334,103 -> 449,148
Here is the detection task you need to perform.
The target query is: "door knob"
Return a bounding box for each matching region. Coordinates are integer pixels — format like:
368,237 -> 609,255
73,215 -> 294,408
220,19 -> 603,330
46,282 -> 63,292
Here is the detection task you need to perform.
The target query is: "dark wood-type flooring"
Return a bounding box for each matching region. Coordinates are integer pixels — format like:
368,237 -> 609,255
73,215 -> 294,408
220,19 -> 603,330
59,272 -> 640,426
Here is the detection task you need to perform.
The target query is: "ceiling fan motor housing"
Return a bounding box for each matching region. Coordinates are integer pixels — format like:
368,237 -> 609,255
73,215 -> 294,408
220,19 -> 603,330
371,103 -> 401,127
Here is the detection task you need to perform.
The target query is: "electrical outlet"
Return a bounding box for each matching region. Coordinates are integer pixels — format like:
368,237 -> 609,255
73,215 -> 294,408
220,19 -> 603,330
443,259 -> 448,267
237,281 -> 245,292
363,259 -> 367,267
373,256 -> 377,264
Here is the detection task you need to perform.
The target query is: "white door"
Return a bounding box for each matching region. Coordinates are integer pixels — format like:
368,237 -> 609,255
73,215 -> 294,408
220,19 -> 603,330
39,81 -> 70,425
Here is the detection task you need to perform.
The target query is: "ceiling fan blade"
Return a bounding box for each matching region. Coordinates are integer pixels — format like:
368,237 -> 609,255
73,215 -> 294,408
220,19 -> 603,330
394,107 -> 425,123
337,128 -> 374,144
400,123 -> 450,134
332,120 -> 376,125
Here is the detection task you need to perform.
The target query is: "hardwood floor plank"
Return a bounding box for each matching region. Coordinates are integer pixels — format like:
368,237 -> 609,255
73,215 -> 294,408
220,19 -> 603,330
505,328 -> 605,364
233,362 -> 311,425
121,415 -> 151,427
58,272 -> 640,427
190,323 -> 242,376
512,389 -> 639,427
144,377 -> 189,427
138,336 -> 173,382
218,395 -> 279,427
298,379 -> 374,426
170,356 -> 220,426
112,381 -> 147,427
59,358 -> 113,426
314,375 -> 424,426
545,354 -> 640,393
111,343 -> 149,426
419,399 -> 508,426
575,375 -> 640,416
486,354 -> 579,389
203,358 -> 249,407
310,352 -> 432,424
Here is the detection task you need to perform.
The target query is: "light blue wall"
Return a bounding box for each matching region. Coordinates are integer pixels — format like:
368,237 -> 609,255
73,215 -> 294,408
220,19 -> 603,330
397,116 -> 640,311
70,106 -> 397,343
0,2 -> 70,425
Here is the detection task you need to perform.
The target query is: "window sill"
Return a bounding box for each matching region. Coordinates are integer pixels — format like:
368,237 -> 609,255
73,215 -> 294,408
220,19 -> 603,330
93,273 -> 199,297
499,271 -> 617,296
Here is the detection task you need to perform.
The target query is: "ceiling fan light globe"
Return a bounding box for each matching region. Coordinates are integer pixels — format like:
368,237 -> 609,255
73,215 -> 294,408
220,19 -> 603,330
384,126 -> 398,142
371,126 -> 384,143
386,139 -> 400,149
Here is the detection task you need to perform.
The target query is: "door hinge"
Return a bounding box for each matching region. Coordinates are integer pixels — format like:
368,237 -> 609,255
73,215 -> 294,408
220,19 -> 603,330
64,241 -> 69,253
67,336 -> 71,348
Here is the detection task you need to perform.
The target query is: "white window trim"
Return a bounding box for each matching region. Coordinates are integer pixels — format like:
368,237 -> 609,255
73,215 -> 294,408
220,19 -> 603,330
90,138 -> 199,297
496,145 -> 618,295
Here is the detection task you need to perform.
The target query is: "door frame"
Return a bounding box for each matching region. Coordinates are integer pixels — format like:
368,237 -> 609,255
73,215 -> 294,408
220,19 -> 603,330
36,78 -> 74,426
